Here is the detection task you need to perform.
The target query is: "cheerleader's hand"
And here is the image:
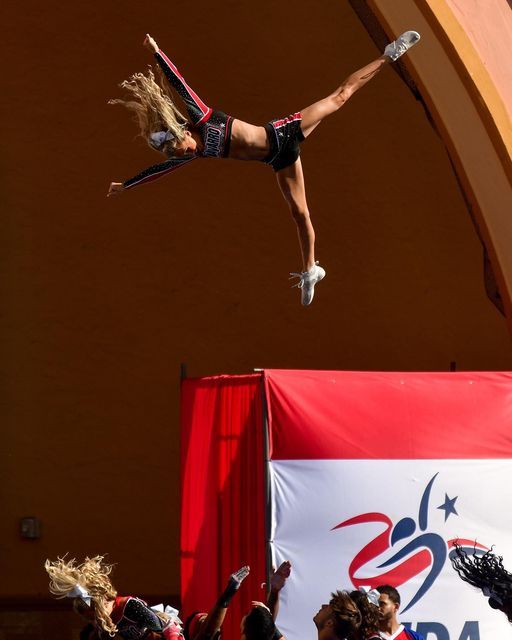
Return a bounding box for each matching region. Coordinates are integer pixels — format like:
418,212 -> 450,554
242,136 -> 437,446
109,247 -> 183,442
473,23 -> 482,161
107,182 -> 125,197
144,34 -> 159,53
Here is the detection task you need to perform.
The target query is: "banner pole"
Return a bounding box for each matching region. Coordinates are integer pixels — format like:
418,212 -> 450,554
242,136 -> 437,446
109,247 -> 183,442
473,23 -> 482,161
256,369 -> 273,592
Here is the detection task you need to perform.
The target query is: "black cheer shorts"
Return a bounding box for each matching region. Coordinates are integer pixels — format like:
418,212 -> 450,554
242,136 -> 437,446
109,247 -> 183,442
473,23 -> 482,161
263,112 -> 305,172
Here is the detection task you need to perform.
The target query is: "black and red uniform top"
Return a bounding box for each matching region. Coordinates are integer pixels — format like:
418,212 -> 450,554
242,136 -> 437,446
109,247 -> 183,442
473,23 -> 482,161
123,49 -> 233,190
110,596 -> 184,640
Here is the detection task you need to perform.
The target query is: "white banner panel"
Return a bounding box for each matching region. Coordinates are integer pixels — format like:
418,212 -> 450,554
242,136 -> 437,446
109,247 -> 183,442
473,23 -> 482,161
270,459 -> 512,640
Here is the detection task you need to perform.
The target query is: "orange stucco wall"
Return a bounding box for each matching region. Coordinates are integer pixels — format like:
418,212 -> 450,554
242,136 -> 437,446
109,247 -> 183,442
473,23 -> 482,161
2,1 -> 512,631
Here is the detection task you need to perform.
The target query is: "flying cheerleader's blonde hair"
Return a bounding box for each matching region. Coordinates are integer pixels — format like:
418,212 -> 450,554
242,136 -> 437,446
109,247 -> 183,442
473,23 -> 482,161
44,555 -> 118,636
109,66 -> 188,153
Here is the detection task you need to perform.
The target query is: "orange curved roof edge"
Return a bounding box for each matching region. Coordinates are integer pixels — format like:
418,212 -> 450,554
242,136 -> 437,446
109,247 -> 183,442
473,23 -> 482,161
415,0 -> 512,181
360,0 -> 512,330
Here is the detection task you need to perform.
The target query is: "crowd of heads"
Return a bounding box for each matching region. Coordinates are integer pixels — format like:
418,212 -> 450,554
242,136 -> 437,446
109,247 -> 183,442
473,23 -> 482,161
44,553 -> 399,640
311,545 -> 512,639
45,544 -> 512,640
312,585 -> 402,640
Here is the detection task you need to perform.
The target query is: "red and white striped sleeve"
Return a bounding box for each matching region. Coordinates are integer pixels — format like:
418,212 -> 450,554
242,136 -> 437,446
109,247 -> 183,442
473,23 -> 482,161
155,50 -> 212,126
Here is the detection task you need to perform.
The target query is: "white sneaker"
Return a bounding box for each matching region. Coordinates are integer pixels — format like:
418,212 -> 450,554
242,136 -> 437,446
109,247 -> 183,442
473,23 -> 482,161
384,30 -> 421,61
290,262 -> 326,306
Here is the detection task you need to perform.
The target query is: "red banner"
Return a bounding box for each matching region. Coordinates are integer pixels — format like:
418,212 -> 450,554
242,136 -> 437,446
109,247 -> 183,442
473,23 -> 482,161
180,374 -> 266,640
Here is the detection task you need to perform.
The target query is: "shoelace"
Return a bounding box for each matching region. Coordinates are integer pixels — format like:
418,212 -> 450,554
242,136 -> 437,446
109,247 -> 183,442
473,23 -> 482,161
289,271 -> 305,289
395,33 -> 418,56
395,40 -> 408,56
289,261 -> 320,288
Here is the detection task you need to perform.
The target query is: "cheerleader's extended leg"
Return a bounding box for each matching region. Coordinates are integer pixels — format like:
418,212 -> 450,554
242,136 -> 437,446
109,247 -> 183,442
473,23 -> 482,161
300,30 -> 420,138
276,158 -> 325,306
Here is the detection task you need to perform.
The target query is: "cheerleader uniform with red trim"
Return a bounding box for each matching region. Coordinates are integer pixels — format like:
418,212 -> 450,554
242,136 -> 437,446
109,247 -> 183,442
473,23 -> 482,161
123,50 -> 233,190
110,596 -> 183,640
123,50 -> 305,190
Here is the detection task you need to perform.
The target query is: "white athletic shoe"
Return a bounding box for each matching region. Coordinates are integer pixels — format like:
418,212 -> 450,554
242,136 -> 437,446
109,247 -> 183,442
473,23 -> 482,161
290,262 -> 326,306
384,30 -> 421,61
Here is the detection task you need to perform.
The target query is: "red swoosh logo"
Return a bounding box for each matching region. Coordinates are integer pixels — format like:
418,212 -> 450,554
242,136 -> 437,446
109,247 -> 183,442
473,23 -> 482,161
333,512 -> 431,587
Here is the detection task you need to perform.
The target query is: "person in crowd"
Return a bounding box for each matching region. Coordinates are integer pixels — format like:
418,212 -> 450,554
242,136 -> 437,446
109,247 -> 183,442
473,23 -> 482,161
376,585 -> 424,640
313,590 -> 362,640
45,555 -> 183,639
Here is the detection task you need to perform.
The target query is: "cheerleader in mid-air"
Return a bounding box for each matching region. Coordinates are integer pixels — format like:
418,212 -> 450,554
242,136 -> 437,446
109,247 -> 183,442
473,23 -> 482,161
109,31 -> 420,305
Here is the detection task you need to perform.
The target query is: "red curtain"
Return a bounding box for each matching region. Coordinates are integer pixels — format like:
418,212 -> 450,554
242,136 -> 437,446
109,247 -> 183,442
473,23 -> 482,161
180,374 -> 267,640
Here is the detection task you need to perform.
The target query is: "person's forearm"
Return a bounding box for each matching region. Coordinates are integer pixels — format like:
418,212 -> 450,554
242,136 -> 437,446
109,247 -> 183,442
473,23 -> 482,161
122,155 -> 197,190
267,587 -> 280,620
196,567 -> 250,640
